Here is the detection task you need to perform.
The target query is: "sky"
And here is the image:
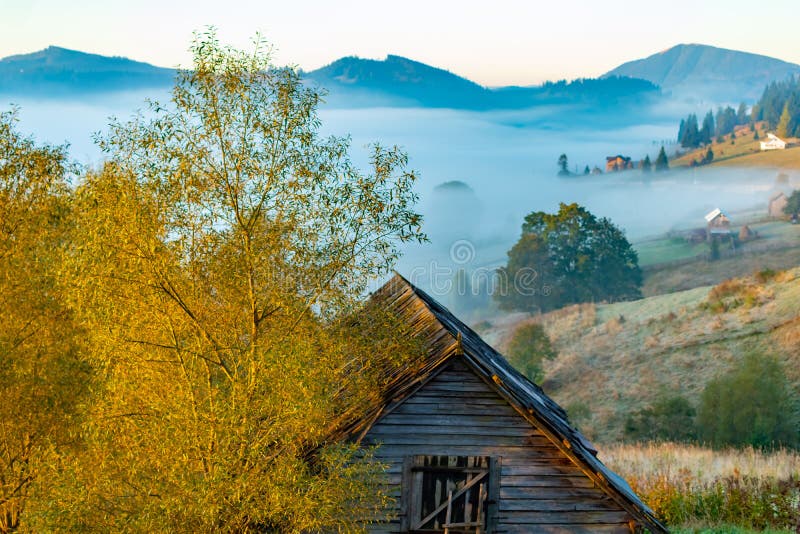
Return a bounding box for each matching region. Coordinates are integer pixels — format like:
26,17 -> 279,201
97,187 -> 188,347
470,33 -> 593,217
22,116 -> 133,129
2,0 -> 800,86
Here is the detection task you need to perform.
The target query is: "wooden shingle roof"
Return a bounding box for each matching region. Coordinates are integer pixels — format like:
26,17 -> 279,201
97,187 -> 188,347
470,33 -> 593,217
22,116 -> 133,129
343,273 -> 667,533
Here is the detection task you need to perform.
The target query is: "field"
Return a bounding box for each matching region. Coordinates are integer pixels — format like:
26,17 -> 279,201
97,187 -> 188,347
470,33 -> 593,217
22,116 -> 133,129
672,124 -> 800,170
635,219 -> 800,268
604,443 -> 800,533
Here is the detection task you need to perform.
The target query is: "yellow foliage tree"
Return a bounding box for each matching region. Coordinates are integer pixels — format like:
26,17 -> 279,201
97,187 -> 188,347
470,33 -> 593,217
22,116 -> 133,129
0,109 -> 88,532
30,31 -> 425,533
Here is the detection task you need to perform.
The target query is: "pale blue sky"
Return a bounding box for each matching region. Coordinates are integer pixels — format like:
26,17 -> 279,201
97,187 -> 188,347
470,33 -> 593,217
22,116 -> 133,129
2,0 -> 799,86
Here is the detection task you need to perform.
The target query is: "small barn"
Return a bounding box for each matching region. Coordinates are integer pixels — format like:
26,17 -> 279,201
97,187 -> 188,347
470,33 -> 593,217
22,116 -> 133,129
341,274 -> 667,533
605,155 -> 634,172
769,192 -> 788,218
760,133 -> 787,151
705,208 -> 731,239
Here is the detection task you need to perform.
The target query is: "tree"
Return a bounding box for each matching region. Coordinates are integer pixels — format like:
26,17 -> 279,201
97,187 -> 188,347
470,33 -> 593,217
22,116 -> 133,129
736,101 -> 749,125
679,113 -> 699,148
715,106 -> 738,137
699,110 -> 715,145
583,165 -> 590,175
697,353 -> 799,449
641,155 -> 652,173
625,394 -> 697,443
783,189 -> 800,217
654,146 -> 669,171
495,203 -> 642,312
506,323 -> 557,383
704,146 -> 714,164
0,109 -> 88,531
34,31 -> 426,532
777,102 -> 793,138
557,153 -> 570,176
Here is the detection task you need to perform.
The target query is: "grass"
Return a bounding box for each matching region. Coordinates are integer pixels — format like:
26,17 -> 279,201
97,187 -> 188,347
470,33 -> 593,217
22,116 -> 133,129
602,443 -> 800,533
602,442 -> 800,484
713,146 -> 800,170
636,237 -> 708,266
642,244 -> 800,296
671,124 -> 800,170
484,267 -> 800,444
634,220 -> 800,269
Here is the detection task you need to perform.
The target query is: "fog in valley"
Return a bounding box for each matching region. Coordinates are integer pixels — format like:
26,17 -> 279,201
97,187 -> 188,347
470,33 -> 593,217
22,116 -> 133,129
5,93 -> 792,292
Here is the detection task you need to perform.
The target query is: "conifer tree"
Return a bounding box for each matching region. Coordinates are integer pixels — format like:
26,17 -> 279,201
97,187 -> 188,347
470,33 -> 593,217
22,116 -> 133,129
655,146 -> 669,171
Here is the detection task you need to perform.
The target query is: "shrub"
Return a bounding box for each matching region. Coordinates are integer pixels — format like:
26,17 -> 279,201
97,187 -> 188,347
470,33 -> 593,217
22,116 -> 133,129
698,353 -> 800,449
702,278 -> 773,313
625,394 -> 697,443
754,268 -> 777,283
506,323 -> 557,383
630,473 -> 800,529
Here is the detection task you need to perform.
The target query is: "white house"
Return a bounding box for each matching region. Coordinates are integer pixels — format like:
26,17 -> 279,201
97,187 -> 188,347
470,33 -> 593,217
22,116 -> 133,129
761,133 -> 787,151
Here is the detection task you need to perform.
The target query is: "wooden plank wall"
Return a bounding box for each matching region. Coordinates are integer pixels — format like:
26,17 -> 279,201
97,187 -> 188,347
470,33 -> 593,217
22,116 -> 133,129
363,359 -> 634,534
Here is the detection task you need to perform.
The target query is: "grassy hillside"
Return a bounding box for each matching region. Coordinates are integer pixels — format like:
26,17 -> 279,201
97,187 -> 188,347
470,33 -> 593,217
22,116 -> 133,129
672,124 -> 800,170
484,267 -> 800,444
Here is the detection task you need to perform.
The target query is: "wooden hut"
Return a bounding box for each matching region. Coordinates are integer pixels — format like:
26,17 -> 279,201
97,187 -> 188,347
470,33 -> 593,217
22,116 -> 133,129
704,208 -> 731,240
605,155 -> 634,172
768,192 -> 788,218
339,274 -> 666,533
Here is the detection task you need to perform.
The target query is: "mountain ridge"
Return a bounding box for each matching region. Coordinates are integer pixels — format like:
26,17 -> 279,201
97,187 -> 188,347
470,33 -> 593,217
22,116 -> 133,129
0,46 -> 659,110
0,45 -> 174,95
604,43 -> 800,101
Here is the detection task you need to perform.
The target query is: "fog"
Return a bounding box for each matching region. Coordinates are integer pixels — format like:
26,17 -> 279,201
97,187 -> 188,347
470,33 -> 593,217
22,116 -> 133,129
4,93 -> 792,288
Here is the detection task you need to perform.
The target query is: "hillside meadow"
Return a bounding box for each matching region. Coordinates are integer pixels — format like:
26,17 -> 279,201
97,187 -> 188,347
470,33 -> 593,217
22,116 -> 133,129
482,266 -> 800,443
477,267 -> 800,532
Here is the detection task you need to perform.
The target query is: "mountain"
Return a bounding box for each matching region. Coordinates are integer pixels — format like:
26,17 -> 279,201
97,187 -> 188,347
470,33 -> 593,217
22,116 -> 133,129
0,46 -> 175,95
306,54 -> 659,110
604,43 -> 800,102
304,54 -> 494,108
0,46 -> 659,111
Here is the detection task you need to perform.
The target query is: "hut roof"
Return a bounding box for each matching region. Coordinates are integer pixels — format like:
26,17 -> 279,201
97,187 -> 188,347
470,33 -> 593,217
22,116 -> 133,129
704,207 -> 726,222
340,273 -> 667,533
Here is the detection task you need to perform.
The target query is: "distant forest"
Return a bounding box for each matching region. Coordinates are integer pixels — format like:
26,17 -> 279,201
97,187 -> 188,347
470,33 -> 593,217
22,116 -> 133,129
677,75 -> 800,147
752,76 -> 800,138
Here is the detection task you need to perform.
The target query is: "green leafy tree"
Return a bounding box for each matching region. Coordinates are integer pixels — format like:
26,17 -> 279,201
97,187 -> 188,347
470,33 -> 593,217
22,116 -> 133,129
697,353 -> 799,449
0,109 -> 88,531
496,203 -> 642,312
783,189 -> 800,217
506,323 -> 557,383
33,31 -> 426,533
655,146 -> 669,171
625,394 -> 697,443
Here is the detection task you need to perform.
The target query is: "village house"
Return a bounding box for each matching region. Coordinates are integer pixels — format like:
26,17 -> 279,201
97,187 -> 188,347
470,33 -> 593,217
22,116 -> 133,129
705,208 -> 732,240
760,133 -> 787,151
605,155 -> 634,172
769,192 -> 788,218
339,274 -> 667,533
